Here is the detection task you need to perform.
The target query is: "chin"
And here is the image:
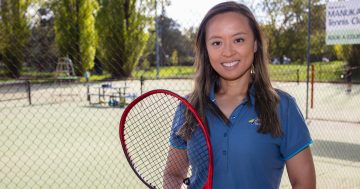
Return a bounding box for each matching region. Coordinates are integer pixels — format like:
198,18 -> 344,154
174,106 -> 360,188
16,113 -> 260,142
217,69 -> 251,81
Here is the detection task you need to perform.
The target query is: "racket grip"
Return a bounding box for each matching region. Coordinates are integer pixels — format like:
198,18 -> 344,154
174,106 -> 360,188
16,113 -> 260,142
183,177 -> 190,185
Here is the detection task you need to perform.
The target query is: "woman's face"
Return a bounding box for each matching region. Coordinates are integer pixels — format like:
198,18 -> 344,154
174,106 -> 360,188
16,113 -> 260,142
205,12 -> 257,81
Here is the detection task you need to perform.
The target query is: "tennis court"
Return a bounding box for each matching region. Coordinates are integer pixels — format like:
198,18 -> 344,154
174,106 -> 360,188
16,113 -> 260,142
1,79 -> 360,188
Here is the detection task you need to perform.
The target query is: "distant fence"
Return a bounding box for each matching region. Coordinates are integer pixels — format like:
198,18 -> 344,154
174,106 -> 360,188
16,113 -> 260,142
0,80 -> 31,105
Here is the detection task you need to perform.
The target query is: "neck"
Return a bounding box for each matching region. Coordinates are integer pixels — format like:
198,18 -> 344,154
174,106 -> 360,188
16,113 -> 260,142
218,76 -> 251,97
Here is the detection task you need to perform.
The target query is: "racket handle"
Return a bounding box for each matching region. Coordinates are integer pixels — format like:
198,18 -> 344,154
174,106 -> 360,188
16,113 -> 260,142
183,177 -> 212,189
183,178 -> 190,185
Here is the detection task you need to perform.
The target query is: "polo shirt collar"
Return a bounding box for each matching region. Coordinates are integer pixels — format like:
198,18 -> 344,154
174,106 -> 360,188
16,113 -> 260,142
209,81 -> 256,105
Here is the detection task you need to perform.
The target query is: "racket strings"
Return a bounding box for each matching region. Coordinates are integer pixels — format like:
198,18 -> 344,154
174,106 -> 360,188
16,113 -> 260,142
123,93 -> 209,189
124,94 -> 181,188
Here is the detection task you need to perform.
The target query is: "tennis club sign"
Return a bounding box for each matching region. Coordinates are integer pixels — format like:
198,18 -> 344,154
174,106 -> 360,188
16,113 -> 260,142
326,0 -> 360,45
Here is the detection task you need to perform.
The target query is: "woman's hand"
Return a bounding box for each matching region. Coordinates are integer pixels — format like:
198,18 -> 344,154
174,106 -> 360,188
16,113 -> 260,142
163,147 -> 189,189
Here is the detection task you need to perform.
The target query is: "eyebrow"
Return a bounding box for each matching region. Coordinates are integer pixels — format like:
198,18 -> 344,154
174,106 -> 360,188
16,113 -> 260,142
207,32 -> 248,40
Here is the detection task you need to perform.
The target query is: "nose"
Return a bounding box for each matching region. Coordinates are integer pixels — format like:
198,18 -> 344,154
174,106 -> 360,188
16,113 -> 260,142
221,43 -> 235,57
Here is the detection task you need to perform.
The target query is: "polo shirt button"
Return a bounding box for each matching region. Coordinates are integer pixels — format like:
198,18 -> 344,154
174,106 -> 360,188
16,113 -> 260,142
222,150 -> 227,155
231,116 -> 235,119
224,133 -> 227,137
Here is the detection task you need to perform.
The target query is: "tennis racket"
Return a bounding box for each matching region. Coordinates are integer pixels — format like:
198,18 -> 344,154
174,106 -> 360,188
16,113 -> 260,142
119,89 -> 213,189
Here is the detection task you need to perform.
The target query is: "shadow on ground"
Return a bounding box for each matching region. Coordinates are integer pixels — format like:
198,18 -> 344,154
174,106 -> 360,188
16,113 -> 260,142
312,139 -> 360,162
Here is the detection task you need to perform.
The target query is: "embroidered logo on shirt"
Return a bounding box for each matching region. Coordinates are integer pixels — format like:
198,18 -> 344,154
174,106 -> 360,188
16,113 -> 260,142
248,118 -> 260,126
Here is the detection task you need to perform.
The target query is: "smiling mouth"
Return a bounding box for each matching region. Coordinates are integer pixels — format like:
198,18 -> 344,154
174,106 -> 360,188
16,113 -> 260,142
222,60 -> 239,67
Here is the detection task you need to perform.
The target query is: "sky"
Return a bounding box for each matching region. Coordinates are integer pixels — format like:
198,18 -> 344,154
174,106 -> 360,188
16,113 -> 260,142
165,0 -> 263,29
165,0 -> 336,29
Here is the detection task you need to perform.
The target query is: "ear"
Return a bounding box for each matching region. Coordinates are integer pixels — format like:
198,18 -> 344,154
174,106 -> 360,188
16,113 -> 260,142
254,40 -> 258,53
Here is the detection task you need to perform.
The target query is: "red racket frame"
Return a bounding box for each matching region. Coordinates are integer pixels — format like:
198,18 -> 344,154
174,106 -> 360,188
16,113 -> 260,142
119,89 -> 213,189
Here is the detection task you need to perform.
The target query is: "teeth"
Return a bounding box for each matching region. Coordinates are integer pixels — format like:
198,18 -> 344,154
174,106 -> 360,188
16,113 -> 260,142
222,61 -> 239,67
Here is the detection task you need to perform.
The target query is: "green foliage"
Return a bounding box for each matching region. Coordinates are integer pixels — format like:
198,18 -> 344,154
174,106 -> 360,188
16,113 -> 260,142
310,3 -> 326,56
96,0 -> 150,78
141,58 -> 151,70
0,24 -> 3,52
0,0 -> 31,78
334,45 -> 351,61
79,0 -> 99,72
132,66 -> 194,79
170,50 -> 178,66
261,0 -> 336,63
269,61 -> 345,82
1,61 -> 348,83
333,44 -> 360,78
140,15 -> 196,67
26,3 -> 58,72
141,28 -> 156,66
130,61 -> 346,82
53,0 -> 79,73
348,45 -> 360,68
262,0 -> 286,59
53,0 -> 98,75
159,16 -> 194,65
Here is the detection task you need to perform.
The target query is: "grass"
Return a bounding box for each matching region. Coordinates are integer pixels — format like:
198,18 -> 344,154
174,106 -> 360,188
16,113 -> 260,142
0,61 -> 348,83
132,66 -> 195,79
269,61 -> 346,82
131,61 -> 346,82
79,73 -> 111,82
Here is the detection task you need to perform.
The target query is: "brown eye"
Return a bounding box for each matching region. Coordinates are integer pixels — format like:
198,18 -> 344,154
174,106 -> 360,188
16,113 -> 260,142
211,41 -> 221,46
235,38 -> 244,43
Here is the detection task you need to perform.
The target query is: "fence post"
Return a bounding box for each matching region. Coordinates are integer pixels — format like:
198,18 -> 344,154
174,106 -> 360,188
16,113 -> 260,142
140,75 -> 144,95
305,0 -> 312,119
311,64 -> 314,109
26,80 -> 32,105
297,69 -> 300,85
87,84 -> 90,101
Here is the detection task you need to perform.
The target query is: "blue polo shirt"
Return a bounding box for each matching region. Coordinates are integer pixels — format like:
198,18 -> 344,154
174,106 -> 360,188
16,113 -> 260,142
169,84 -> 313,189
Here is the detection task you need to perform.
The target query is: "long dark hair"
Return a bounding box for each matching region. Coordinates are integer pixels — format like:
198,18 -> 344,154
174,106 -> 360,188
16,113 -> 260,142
178,1 -> 282,140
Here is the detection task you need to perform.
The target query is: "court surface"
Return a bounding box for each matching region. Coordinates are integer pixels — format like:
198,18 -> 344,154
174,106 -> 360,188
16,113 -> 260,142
1,80 -> 359,188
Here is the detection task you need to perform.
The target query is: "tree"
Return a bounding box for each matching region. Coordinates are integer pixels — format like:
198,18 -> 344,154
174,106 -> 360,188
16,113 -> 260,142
262,0 -> 326,63
96,0 -> 151,78
180,26 -> 196,65
335,44 -> 360,79
0,0 -> 31,78
309,2 -> 325,56
161,16 -> 195,65
348,45 -> 360,69
262,0 -> 287,60
27,6 -> 58,72
140,28 -> 156,68
170,50 -> 178,66
52,0 -> 99,76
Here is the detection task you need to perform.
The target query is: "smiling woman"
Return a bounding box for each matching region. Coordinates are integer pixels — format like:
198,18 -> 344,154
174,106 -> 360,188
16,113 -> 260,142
164,1 -> 316,189
205,11 -> 257,83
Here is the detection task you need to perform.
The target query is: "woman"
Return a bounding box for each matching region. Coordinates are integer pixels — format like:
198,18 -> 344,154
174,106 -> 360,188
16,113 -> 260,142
164,1 -> 316,189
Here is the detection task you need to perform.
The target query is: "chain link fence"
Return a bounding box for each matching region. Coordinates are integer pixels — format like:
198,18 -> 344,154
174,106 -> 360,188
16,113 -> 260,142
1,0 -> 360,188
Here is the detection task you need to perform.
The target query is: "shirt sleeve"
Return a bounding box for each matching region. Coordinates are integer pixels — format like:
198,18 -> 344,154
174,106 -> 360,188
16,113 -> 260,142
169,103 -> 187,149
280,96 -> 313,160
